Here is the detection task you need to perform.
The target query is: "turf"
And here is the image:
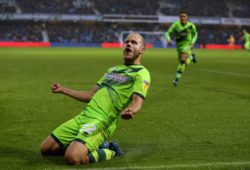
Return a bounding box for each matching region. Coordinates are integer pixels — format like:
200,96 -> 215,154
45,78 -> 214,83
0,48 -> 250,169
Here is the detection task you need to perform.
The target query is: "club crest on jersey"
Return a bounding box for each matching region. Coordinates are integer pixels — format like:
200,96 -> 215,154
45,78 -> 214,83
143,80 -> 150,90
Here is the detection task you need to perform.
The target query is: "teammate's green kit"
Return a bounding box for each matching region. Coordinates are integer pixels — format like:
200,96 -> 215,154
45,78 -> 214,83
52,64 -> 150,152
165,20 -> 198,85
165,20 -> 197,60
244,33 -> 250,50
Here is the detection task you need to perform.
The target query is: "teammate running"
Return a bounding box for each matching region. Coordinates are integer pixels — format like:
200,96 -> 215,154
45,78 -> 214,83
165,10 -> 198,86
243,29 -> 250,50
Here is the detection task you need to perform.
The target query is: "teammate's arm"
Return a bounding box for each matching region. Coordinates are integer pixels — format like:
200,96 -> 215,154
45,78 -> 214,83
51,82 -> 99,103
165,23 -> 175,45
191,24 -> 198,48
120,94 -> 144,120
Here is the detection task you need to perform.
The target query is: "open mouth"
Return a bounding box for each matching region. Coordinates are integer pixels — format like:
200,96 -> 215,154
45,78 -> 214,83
125,48 -> 132,53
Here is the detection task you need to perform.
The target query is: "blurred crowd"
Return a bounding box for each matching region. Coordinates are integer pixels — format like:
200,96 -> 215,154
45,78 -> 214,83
0,22 -> 246,46
0,0 -> 249,46
0,0 -> 249,18
0,22 -> 43,41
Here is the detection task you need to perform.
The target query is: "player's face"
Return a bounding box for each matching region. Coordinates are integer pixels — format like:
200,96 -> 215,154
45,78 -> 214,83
179,13 -> 188,25
123,33 -> 144,63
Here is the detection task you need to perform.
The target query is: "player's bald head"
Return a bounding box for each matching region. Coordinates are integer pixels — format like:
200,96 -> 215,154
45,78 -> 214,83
123,32 -> 146,64
126,32 -> 145,48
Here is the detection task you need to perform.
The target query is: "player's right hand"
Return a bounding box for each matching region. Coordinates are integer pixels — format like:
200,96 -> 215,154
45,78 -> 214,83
167,40 -> 174,46
51,83 -> 64,93
191,43 -> 194,49
121,108 -> 134,120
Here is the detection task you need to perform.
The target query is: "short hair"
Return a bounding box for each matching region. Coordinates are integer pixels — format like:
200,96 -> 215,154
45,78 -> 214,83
140,35 -> 146,48
179,10 -> 188,15
127,32 -> 146,48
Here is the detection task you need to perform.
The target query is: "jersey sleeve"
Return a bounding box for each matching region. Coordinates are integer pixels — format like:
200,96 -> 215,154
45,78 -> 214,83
133,68 -> 151,99
191,24 -> 198,44
165,23 -> 176,41
96,75 -> 105,86
96,68 -> 110,86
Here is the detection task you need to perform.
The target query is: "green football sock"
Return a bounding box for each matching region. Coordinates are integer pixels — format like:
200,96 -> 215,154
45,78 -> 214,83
186,58 -> 191,64
175,64 -> 186,81
88,149 -> 115,163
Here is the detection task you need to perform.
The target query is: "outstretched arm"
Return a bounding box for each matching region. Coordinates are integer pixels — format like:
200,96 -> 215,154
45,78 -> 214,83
165,23 -> 175,45
120,94 -> 144,120
51,82 -> 99,103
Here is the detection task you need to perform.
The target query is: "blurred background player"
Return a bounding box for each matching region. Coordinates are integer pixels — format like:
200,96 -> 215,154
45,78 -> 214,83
165,10 -> 198,86
243,29 -> 250,50
228,34 -> 235,49
40,33 -> 151,165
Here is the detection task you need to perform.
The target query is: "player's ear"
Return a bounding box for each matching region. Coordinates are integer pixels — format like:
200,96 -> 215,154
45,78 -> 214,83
140,47 -> 145,55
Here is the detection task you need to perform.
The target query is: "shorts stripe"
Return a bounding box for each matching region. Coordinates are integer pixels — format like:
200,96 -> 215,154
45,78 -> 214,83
50,133 -> 64,148
74,138 -> 86,145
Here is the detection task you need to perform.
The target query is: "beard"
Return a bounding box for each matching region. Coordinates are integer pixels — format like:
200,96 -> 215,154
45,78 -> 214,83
123,50 -> 141,63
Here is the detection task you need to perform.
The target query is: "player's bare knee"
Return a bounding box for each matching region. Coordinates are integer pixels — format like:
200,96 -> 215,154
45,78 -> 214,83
82,156 -> 90,164
180,54 -> 188,64
40,142 -> 49,155
40,136 -> 62,155
64,151 -> 82,165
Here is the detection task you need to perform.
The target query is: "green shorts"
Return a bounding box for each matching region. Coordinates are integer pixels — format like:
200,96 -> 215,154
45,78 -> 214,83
177,45 -> 192,61
51,110 -> 119,151
245,42 -> 250,50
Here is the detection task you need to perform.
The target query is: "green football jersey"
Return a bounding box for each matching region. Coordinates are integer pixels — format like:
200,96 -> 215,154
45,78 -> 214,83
85,64 -> 150,123
244,33 -> 250,43
165,20 -> 198,47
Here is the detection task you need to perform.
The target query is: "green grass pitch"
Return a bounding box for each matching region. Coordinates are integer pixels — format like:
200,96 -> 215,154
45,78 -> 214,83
0,48 -> 250,169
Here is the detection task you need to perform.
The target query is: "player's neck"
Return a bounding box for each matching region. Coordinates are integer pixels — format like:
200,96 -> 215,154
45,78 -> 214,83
124,56 -> 141,65
124,61 -> 141,65
181,22 -> 187,26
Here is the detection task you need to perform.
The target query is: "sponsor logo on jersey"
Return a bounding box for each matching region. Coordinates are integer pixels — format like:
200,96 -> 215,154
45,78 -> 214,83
105,73 -> 130,83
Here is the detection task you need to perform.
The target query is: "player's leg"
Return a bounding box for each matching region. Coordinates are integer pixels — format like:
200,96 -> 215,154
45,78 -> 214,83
87,147 -> 116,164
64,140 -> 118,165
65,118 -> 122,165
40,135 -> 64,156
40,117 -> 80,156
173,46 -> 194,86
245,42 -> 250,50
64,140 -> 90,164
191,53 -> 197,63
173,51 -> 188,86
186,49 -> 196,64
64,130 -> 116,164
86,118 -> 124,162
100,140 -> 124,156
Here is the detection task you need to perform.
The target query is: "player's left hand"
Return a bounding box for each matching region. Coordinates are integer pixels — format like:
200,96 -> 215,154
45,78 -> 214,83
121,108 -> 134,120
